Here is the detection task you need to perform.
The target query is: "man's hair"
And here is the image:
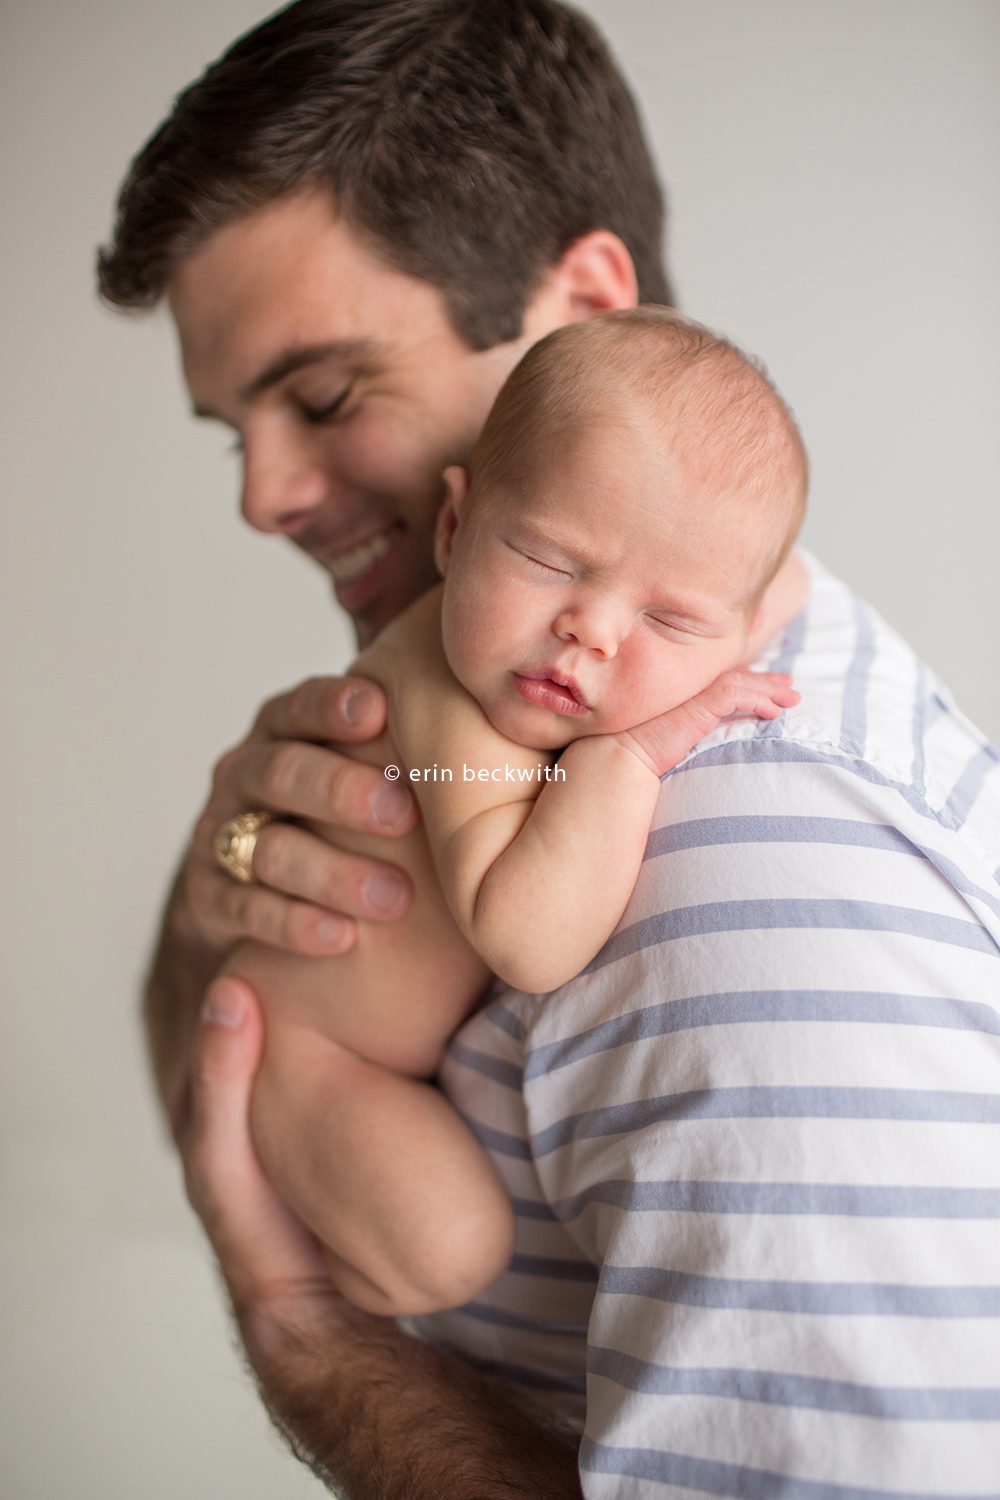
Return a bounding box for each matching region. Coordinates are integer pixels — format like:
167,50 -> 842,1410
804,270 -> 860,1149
97,0 -> 671,350
470,307 -> 808,606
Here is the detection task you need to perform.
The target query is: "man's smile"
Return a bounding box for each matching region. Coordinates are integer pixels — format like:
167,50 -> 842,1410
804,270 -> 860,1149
320,524 -> 400,584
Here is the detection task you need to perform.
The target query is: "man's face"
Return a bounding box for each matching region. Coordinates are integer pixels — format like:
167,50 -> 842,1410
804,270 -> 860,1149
168,191 -> 548,645
439,413 -> 759,751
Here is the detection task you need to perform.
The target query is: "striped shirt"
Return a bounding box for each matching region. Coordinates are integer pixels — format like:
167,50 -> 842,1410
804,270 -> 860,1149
416,551 -> 1000,1497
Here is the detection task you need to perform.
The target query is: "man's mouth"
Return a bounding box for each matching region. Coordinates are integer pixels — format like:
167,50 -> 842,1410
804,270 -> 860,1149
325,525 -> 399,583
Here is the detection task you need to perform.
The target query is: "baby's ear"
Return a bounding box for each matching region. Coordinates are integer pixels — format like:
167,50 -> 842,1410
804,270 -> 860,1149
434,466 -> 469,577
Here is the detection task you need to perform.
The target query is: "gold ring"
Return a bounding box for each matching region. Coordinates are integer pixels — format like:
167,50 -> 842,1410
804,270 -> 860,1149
212,810 -> 274,885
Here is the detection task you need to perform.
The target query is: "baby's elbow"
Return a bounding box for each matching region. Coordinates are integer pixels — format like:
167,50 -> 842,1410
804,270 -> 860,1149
472,907 -> 589,993
490,945 -> 582,996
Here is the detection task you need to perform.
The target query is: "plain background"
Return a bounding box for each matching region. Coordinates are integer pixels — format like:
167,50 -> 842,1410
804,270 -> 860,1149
3,2 -> 998,1495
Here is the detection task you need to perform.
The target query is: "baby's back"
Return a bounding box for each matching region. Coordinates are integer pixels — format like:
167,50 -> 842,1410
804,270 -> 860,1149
228,587 -> 491,1078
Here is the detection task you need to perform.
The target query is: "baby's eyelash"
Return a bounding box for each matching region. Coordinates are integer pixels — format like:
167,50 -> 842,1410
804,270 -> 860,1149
504,539 -> 570,577
524,553 -> 563,575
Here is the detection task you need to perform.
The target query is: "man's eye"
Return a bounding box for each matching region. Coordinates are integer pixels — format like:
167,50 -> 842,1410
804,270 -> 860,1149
300,387 -> 351,424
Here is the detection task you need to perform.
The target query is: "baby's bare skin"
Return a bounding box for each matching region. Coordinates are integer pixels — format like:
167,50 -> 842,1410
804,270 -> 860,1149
226,577 -> 797,1317
230,316 -> 807,1317
225,588 -> 526,1317
226,592 -> 492,1078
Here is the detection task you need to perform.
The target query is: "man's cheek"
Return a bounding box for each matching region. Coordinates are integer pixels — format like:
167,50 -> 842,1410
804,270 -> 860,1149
342,415 -> 423,491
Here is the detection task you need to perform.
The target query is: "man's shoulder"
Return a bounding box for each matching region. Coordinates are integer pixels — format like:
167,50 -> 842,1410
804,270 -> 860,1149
506,554 -> 1000,1051
665,551 -> 1000,861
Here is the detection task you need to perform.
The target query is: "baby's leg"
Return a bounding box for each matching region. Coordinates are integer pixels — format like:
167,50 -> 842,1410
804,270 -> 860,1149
246,1002 -> 516,1317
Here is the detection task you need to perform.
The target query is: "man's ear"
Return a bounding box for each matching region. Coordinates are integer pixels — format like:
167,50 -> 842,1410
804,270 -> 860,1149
434,466 -> 469,577
522,230 -> 640,337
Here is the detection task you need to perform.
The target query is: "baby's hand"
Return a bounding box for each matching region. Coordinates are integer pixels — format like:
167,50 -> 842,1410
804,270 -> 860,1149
617,670 -> 799,778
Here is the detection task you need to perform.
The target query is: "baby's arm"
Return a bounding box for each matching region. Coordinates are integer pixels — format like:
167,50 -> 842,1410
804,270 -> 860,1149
403,669 -> 798,994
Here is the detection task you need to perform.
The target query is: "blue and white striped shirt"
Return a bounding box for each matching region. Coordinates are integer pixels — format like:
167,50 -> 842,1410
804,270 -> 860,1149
418,552 -> 1000,1497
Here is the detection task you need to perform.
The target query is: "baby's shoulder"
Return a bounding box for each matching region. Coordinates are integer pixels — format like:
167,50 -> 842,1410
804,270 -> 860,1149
353,583 -> 508,765
353,584 -> 448,697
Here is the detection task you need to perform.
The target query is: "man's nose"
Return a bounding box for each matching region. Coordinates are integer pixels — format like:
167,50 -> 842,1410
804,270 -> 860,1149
239,432 -> 330,535
553,599 -> 622,658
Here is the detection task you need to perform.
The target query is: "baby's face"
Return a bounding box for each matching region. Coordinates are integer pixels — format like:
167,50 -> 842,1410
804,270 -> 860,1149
440,416 -> 765,750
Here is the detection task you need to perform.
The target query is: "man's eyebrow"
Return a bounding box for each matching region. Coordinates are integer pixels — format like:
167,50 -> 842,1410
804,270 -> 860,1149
191,339 -> 384,418
240,339 -> 383,401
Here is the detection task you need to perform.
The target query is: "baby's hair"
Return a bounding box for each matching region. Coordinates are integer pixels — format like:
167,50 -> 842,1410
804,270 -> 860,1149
470,307 -> 808,609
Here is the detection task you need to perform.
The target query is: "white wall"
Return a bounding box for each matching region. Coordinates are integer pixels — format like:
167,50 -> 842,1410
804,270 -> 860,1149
3,3 -> 997,1495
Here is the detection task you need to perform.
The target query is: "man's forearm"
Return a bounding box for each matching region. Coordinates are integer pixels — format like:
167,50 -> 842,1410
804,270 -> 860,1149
243,1294 -> 583,1498
143,860 -> 226,1131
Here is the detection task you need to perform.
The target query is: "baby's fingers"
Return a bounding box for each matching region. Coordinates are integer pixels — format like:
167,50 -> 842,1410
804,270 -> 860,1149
715,670 -> 800,720
619,671 -> 798,778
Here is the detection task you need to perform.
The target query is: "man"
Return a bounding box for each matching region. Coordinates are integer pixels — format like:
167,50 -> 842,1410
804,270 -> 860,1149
100,1 -> 1000,1495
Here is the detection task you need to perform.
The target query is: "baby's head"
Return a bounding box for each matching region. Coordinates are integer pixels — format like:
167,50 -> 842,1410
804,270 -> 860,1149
435,308 -> 807,750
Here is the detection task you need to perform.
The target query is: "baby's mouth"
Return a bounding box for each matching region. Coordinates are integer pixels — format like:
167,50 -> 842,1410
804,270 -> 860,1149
518,666 -> 588,705
512,668 -> 591,716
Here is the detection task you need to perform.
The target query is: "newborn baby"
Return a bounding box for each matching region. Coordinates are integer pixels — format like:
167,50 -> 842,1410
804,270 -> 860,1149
224,308 -> 805,1315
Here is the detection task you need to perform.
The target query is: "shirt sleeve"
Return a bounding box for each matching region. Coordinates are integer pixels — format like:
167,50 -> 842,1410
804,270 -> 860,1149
521,734 -> 1000,1497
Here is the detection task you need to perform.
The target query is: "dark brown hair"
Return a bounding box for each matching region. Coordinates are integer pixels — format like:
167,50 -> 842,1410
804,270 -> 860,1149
97,0 -> 672,349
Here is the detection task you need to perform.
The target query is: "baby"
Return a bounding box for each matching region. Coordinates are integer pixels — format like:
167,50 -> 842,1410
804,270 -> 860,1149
225,309 -> 806,1316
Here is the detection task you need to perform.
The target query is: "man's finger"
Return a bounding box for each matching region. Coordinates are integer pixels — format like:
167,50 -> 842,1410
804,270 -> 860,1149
185,980 -> 328,1308
235,740 -> 417,834
252,822 -> 413,921
254,675 -> 387,745
182,863 -> 356,954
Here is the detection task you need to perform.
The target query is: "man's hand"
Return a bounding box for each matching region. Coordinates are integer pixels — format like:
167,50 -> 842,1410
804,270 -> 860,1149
184,977 -> 337,1328
146,673 -> 419,1132
186,978 -> 583,1499
618,669 -> 800,779
183,674 -> 418,960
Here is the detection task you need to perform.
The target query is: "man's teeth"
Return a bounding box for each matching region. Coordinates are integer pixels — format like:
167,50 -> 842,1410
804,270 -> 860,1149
329,530 -> 394,583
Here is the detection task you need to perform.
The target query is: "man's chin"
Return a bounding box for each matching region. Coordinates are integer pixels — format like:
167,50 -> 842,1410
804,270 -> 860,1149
342,596 -> 381,650
333,579 -> 417,649
331,543 -> 442,647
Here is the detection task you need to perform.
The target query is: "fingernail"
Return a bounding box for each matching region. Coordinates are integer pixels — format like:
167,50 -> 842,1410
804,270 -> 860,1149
372,784 -> 412,826
202,982 -> 246,1029
342,686 -> 374,726
363,869 -> 407,914
317,916 -> 347,948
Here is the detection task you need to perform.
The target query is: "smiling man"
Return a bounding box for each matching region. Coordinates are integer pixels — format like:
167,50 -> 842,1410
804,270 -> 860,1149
99,2 -> 1000,1496
171,191 -> 528,643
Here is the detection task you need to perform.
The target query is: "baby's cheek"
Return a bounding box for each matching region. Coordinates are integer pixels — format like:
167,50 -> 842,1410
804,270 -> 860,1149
605,652 -> 684,728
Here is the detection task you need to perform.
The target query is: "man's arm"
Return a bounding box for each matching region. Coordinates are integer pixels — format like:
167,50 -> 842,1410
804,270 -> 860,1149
187,979 -> 583,1498
145,674 -> 418,1130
